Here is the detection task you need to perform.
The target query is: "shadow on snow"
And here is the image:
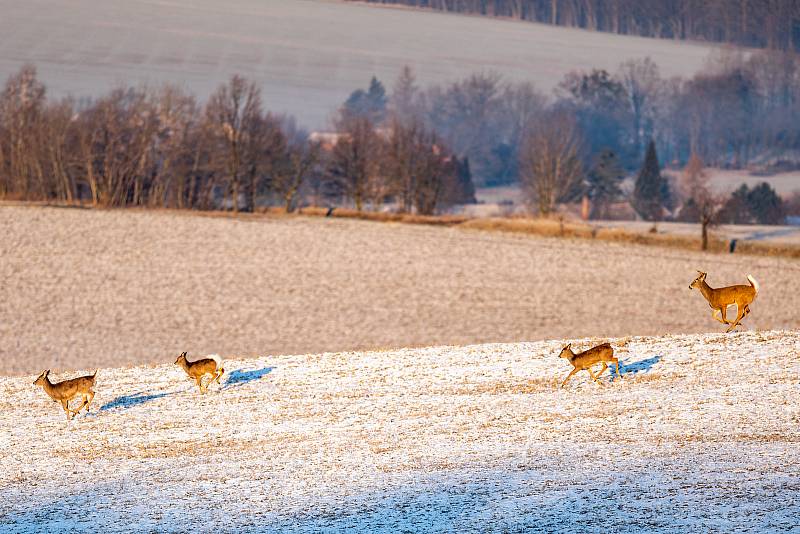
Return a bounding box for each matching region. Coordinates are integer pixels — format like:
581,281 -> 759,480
620,355 -> 661,376
224,367 -> 274,388
100,391 -> 175,411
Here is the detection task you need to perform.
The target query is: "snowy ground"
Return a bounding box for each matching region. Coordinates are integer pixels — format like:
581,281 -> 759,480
0,0 -> 718,129
2,330 -> 799,532
3,205 -> 800,375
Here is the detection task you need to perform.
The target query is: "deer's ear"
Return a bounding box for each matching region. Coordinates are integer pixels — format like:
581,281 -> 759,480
566,343 -> 571,349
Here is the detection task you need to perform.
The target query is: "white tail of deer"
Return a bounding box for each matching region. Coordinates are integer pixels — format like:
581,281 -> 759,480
558,343 -> 621,387
689,271 -> 758,332
33,369 -> 97,420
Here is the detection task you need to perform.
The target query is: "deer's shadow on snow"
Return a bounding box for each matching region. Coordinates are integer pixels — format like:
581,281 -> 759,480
100,390 -> 176,411
224,367 -> 274,389
619,355 -> 661,377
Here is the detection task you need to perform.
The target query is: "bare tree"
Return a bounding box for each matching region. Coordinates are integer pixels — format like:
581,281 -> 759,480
271,119 -> 321,212
0,64 -> 47,199
205,75 -> 263,213
677,153 -> 724,250
328,115 -> 383,211
519,111 -> 583,216
618,57 -> 661,159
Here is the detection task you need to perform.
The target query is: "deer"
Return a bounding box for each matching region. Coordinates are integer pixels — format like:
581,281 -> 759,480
33,369 -> 97,420
558,343 -> 621,388
175,352 -> 225,393
689,271 -> 758,333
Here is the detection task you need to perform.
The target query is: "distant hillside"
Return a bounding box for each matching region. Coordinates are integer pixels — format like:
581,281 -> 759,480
0,0 -> 718,129
353,0 -> 800,52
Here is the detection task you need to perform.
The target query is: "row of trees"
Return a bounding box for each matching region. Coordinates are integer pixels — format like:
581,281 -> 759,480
0,62 -> 793,223
342,49 -> 800,190
355,0 -> 800,51
336,59 -> 794,225
0,66 -> 474,214
0,67 -> 319,212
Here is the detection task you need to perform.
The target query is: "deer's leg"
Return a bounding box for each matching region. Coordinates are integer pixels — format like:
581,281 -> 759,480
195,376 -> 204,393
722,304 -> 738,325
595,362 -> 609,379
612,358 -> 622,378
74,391 -> 95,415
561,368 -> 579,388
72,396 -> 87,415
586,367 -> 605,385
711,308 -> 727,325
726,305 -> 747,333
61,399 -> 72,420
213,368 -> 224,385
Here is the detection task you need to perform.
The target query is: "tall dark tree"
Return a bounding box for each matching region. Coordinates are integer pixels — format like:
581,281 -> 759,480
558,69 -> 632,165
717,184 -> 754,224
585,149 -> 624,219
632,140 -> 670,221
747,182 -> 785,225
343,76 -> 388,124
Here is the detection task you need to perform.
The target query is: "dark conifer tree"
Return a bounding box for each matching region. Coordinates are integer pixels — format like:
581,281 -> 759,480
586,148 -> 623,218
747,182 -> 785,225
632,140 -> 669,221
343,76 -> 388,124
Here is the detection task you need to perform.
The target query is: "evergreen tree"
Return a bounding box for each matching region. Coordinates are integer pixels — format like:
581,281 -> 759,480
343,76 -> 387,124
718,184 -> 753,224
450,156 -> 476,205
747,182 -> 785,224
585,148 -> 623,218
632,140 -> 669,221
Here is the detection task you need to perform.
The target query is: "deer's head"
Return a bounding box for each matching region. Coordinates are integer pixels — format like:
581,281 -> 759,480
689,271 -> 707,290
33,370 -> 49,387
558,344 -> 574,361
175,352 -> 188,366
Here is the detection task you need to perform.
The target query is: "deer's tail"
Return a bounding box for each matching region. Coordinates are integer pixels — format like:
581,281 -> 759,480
210,354 -> 224,374
746,274 -> 759,299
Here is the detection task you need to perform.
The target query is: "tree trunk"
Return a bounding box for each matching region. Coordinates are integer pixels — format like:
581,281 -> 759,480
701,216 -> 709,250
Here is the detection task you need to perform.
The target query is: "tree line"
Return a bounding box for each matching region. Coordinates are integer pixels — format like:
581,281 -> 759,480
1,58 -> 796,225
353,0 -> 800,51
336,54 -> 795,225
0,66 -> 474,215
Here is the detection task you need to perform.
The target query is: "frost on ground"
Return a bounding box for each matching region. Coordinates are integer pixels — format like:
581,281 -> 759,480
2,206 -> 800,375
2,331 -> 799,532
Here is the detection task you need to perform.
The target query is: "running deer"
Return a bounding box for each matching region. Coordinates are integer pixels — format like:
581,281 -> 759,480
558,343 -> 621,387
33,369 -> 97,420
689,271 -> 758,332
175,352 -> 225,393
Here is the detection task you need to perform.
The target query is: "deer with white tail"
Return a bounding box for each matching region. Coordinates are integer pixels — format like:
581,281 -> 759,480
689,271 -> 758,333
175,352 -> 225,393
33,369 -> 97,420
557,343 -> 621,388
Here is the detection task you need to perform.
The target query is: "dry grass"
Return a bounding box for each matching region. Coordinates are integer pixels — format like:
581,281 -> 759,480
2,203 -> 799,375
12,200 -> 800,258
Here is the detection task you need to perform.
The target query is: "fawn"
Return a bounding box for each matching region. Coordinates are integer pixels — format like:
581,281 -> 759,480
33,369 -> 97,420
689,271 -> 758,332
175,352 -> 225,393
558,343 -> 621,387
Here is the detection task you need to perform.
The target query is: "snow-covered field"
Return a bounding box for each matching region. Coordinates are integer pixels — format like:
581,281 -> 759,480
3,205 -> 800,376
0,0 -> 718,129
2,330 -> 799,532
